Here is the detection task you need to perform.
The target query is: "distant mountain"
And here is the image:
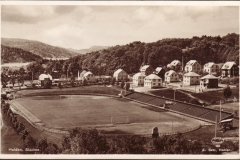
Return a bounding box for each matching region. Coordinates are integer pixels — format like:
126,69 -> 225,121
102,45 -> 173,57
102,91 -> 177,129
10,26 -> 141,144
68,46 -> 110,54
1,38 -> 79,59
1,45 -> 43,63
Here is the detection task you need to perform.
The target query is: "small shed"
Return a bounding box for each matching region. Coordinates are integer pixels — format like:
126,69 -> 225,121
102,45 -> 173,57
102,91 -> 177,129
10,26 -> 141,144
200,74 -> 219,89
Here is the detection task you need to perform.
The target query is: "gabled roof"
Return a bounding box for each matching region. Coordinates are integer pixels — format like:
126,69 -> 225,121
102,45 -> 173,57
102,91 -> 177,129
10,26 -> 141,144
184,72 -> 200,77
133,72 -> 145,78
114,69 -> 124,75
165,70 -> 176,77
39,73 -> 52,80
80,70 -> 87,75
155,67 -> 163,74
140,65 -> 151,71
83,71 -> 93,77
221,62 -> 236,69
170,60 -> 181,66
204,62 -> 215,68
200,74 -> 219,79
186,60 -> 198,66
145,74 -> 161,80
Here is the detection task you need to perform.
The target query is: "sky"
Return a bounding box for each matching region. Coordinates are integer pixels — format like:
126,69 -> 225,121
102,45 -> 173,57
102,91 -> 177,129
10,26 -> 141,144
1,5 -> 239,50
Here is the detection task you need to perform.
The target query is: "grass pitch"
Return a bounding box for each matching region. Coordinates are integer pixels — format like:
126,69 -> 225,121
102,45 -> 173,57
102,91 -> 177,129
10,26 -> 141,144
15,94 -> 203,135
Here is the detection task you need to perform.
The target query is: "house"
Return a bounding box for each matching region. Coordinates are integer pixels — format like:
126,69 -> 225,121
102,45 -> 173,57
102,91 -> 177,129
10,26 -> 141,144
79,70 -> 87,79
167,60 -> 182,71
203,62 -> 219,75
132,72 -> 145,86
164,70 -> 179,83
140,65 -> 154,76
200,74 -> 219,89
184,60 -> 201,74
83,71 -> 95,82
38,73 -> 52,87
113,69 -> 128,81
183,72 -> 200,86
144,74 -> 162,89
154,67 -> 165,80
221,62 -> 239,77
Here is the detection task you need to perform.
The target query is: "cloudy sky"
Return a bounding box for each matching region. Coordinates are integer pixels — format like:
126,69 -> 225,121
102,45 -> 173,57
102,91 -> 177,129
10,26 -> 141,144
1,5 -> 239,49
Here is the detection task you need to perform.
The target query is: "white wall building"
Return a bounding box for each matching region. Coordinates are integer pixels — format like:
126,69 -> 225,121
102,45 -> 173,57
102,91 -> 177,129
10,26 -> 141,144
183,72 -> 200,86
132,72 -> 145,86
203,62 -> 219,75
184,60 -> 201,74
83,71 -> 95,82
113,69 -> 128,81
144,74 -> 162,89
164,70 -> 179,83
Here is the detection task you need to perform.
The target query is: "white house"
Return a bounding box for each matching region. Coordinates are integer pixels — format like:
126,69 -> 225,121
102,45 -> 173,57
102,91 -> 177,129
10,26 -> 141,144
183,72 -> 200,86
203,62 -> 219,75
132,72 -> 145,86
144,74 -> 162,89
167,60 -> 182,71
221,62 -> 239,77
38,73 -> 53,86
140,65 -> 154,76
184,60 -> 201,74
113,69 -> 128,81
164,70 -> 179,83
83,71 -> 95,82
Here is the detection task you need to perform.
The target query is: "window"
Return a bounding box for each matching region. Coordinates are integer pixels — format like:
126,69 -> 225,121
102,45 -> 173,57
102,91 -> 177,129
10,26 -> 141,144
153,83 -> 156,85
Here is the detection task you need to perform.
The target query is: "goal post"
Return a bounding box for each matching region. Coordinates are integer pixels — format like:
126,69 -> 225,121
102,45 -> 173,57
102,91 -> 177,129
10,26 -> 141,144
111,116 -> 130,124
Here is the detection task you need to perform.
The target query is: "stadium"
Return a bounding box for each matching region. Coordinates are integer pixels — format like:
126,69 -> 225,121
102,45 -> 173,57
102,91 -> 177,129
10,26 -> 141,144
9,88 -> 233,136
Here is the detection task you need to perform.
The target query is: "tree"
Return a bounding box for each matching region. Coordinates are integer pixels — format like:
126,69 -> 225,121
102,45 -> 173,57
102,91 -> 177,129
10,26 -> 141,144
120,81 -> 125,89
124,83 -> 130,91
63,128 -> 109,154
1,72 -> 9,88
111,78 -> 116,86
223,85 -> 232,100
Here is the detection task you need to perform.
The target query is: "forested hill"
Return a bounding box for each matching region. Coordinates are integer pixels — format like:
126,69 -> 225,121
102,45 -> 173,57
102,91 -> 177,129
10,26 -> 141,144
68,33 -> 239,75
1,45 -> 43,63
1,38 -> 78,58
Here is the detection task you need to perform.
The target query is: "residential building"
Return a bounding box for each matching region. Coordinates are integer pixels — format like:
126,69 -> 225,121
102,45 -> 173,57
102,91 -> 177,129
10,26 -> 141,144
183,72 -> 200,86
38,73 -> 52,87
113,69 -> 128,81
184,60 -> 201,74
79,70 -> 87,79
83,71 -> 95,82
203,62 -> 219,75
221,62 -> 239,77
164,70 -> 179,83
140,65 -> 154,76
200,74 -> 219,89
144,74 -> 162,88
154,67 -> 165,80
167,60 -> 182,71
132,72 -> 145,86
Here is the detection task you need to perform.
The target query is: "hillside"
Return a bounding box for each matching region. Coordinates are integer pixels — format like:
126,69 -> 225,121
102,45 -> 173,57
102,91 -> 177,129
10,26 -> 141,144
68,46 -> 110,54
1,38 -> 78,58
1,45 -> 43,63
67,33 -> 239,76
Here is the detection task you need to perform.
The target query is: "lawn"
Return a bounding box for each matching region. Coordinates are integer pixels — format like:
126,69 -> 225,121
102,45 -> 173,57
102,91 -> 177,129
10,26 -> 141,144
20,85 -> 122,97
149,89 -> 191,102
15,95 -> 202,135
191,88 -> 239,105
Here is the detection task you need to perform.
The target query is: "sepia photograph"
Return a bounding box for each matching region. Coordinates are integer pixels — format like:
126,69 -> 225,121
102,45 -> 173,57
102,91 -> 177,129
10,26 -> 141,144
0,1 -> 239,159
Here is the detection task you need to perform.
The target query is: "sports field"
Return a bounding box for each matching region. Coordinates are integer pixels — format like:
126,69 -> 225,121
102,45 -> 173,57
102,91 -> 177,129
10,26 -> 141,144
15,95 -> 204,135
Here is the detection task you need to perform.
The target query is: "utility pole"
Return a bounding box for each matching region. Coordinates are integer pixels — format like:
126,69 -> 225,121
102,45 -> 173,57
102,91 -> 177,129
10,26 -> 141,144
215,115 -> 217,138
220,100 -> 222,123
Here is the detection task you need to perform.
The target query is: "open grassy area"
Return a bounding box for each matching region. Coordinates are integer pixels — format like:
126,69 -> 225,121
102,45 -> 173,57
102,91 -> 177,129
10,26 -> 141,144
15,94 -> 202,135
191,88 -> 239,105
149,89 -> 191,102
20,85 -> 121,97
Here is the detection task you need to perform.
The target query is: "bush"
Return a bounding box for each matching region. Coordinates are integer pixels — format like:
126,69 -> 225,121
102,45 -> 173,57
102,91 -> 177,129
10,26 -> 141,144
189,98 -> 202,105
